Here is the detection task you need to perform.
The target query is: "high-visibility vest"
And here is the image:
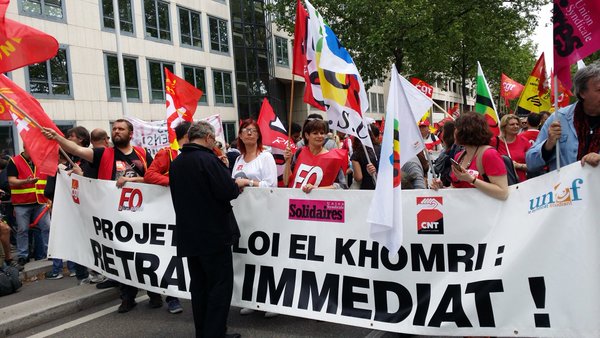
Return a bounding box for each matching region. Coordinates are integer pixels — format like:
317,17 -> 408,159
97,146 -> 148,180
9,154 -> 48,205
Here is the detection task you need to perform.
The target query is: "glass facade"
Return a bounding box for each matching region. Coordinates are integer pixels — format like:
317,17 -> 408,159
102,0 -> 134,33
27,48 -> 71,96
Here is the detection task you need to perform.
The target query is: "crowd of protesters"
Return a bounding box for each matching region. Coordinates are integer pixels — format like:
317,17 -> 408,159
0,61 -> 599,337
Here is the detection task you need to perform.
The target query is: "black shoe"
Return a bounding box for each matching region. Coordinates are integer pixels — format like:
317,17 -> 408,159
225,334 -> 241,338
148,294 -> 163,308
17,257 -> 28,268
117,299 -> 137,313
8,260 -> 24,271
96,279 -> 119,289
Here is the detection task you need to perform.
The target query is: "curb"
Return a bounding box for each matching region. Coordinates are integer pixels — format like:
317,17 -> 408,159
0,285 -> 119,337
18,260 -> 53,281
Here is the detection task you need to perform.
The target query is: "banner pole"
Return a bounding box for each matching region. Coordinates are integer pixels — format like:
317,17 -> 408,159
288,74 -> 296,140
0,91 -> 76,167
553,74 -> 560,172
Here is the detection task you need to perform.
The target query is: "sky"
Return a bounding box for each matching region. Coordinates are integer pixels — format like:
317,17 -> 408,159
533,3 -> 553,70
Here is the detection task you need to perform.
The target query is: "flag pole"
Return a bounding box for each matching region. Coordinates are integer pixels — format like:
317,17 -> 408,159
288,74 -> 295,140
112,0 -> 129,117
553,74 -> 560,172
0,91 -> 76,167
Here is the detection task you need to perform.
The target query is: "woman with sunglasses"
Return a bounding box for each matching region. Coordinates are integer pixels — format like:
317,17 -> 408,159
231,119 -> 277,190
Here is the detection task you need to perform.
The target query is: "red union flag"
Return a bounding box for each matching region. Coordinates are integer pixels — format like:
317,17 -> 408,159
0,75 -> 63,175
0,0 -> 59,73
553,0 -> 600,89
500,73 -> 524,106
551,70 -> 573,108
256,98 -> 297,152
164,68 -> 202,149
410,77 -> 434,98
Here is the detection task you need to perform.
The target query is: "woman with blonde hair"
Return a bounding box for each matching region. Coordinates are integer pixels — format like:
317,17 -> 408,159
491,114 -> 531,182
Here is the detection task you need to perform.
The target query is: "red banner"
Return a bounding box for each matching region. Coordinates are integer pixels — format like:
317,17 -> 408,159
256,98 -> 297,152
0,75 -> 63,175
0,0 -> 59,73
164,68 -> 202,148
500,73 -> 524,100
410,77 -> 434,98
553,0 -> 600,89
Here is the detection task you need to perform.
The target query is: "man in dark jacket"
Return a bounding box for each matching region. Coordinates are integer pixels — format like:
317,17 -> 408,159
170,121 -> 244,338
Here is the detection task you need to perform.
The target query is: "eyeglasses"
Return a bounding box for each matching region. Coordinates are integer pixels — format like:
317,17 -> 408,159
241,128 -> 258,135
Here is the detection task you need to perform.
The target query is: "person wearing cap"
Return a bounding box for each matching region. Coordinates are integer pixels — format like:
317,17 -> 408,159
419,120 -> 441,153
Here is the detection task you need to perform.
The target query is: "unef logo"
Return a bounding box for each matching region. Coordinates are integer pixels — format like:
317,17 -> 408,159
293,164 -> 323,188
528,178 -> 583,214
118,187 -> 143,212
71,179 -> 80,204
416,197 -> 444,234
389,119 -> 401,188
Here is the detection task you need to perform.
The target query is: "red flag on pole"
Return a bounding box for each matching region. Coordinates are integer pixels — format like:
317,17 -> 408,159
0,0 -> 59,73
164,68 -> 202,149
292,0 -> 325,111
257,98 -> 297,152
500,73 -> 525,107
551,70 -> 573,108
0,75 -> 63,175
410,78 -> 434,98
553,0 -> 600,89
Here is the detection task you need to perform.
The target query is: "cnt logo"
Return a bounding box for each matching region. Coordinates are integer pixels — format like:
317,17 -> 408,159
528,178 -> 583,214
118,187 -> 143,212
416,197 -> 444,234
71,179 -> 80,204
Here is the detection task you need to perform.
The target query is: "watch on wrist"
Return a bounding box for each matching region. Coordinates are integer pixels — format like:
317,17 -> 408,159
248,180 -> 254,187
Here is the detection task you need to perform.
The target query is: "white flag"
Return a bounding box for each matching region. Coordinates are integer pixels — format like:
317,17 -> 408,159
367,65 -> 432,254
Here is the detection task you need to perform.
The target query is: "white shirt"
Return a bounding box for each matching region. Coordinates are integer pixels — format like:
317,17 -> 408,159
231,151 -> 278,188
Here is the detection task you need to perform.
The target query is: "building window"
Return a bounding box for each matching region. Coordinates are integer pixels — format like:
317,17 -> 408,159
101,0 -> 134,33
223,121 -> 236,144
178,7 -> 202,48
213,70 -> 233,105
144,0 -> 171,41
183,65 -> 207,103
378,93 -> 384,113
105,54 -> 140,100
209,17 -> 229,53
27,48 -> 71,97
275,36 -> 289,67
369,92 -> 377,113
20,0 -> 64,20
148,60 -> 174,101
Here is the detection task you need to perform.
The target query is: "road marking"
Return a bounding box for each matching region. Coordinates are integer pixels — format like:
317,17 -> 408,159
28,295 -> 149,338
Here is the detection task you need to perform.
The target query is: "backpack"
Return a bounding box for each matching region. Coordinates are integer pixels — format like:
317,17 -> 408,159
0,265 -> 22,296
433,144 -> 462,187
466,145 -> 518,186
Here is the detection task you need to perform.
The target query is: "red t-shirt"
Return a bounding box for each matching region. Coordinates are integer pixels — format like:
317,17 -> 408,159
520,129 -> 539,145
490,135 -> 531,182
451,148 -> 506,189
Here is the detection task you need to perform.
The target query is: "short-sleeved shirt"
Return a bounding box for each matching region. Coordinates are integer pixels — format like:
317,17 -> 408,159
491,135 -> 531,182
6,155 -> 32,178
450,148 -> 506,189
92,147 -> 153,180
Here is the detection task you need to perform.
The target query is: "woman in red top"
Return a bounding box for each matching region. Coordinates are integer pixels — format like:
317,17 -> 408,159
431,112 -> 509,200
491,114 -> 531,182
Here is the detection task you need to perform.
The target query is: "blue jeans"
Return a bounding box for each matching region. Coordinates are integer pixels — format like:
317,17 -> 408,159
51,259 -> 77,274
15,204 -> 50,260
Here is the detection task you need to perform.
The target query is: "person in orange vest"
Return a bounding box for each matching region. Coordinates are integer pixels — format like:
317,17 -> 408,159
42,119 -> 160,314
143,121 -> 190,315
6,144 -> 50,268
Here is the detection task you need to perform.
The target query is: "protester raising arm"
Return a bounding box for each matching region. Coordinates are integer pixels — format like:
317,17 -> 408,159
41,127 -> 93,163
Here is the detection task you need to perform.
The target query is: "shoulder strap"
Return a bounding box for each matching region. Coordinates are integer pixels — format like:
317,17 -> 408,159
494,136 -> 500,150
475,145 -> 492,180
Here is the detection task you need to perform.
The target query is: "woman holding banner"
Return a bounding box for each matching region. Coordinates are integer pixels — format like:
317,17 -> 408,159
283,119 -> 348,193
231,119 -> 277,189
431,112 -> 509,200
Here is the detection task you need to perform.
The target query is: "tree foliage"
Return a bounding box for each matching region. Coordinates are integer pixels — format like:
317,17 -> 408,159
269,0 -> 547,104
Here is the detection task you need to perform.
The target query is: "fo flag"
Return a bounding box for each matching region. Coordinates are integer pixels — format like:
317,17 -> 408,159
500,73 -> 524,107
553,0 -> 600,89
0,0 -> 58,73
0,75 -> 63,175
475,62 -> 500,136
516,54 -> 552,116
164,68 -> 202,150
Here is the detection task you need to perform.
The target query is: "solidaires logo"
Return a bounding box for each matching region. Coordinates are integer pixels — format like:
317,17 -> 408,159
528,178 -> 583,214
416,197 -> 443,234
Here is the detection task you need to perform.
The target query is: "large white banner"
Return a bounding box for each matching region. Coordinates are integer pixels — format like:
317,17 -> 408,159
49,163 -> 600,337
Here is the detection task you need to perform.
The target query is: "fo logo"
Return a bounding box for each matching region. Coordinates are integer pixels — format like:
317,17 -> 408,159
71,179 -> 80,204
416,197 -> 444,234
118,187 -> 143,212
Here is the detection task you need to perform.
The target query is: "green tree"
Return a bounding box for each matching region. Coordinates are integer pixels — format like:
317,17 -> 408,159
269,0 -> 546,105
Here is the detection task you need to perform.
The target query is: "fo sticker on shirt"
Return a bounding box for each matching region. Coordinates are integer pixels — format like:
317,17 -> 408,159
416,197 -> 444,234
288,199 -> 345,223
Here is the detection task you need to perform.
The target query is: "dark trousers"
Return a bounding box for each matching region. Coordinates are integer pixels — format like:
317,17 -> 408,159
187,248 -> 233,338
120,284 -> 161,302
